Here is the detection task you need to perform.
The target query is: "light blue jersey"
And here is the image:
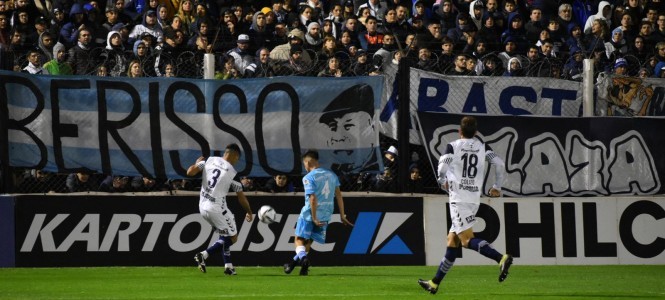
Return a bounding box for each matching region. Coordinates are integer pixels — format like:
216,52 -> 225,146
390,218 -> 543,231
300,167 -> 340,222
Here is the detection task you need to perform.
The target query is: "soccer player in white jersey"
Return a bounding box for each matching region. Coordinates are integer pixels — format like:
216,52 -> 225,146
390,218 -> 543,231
284,149 -> 354,275
419,116 -> 512,294
186,143 -> 253,275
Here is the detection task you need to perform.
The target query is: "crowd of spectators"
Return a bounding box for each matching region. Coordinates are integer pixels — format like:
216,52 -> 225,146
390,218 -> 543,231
2,0 -> 664,79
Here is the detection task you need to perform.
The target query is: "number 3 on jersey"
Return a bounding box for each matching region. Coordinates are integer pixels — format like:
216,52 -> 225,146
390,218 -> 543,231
208,169 -> 221,188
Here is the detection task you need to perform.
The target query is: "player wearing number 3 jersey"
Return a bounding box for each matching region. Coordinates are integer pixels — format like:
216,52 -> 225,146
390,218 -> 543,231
284,150 -> 354,275
419,116 -> 513,295
186,144 -> 253,275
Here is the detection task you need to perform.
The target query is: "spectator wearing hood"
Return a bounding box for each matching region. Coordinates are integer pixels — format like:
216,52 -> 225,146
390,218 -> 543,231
501,12 -> 528,53
248,11 -> 270,54
59,3 -> 93,48
562,47 -> 584,80
476,11 -> 501,52
468,0 -> 485,31
605,27 -> 628,60
101,30 -> 128,77
129,9 -> 163,45
583,1 -> 611,35
447,12 -> 476,52
566,22 -> 586,54
269,28 -> 313,64
503,56 -> 523,76
43,42 -> 72,75
35,32 -> 55,66
432,0 -> 458,35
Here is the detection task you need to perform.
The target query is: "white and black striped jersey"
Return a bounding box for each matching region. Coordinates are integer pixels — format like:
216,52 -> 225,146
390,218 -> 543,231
196,156 -> 243,208
437,138 -> 505,204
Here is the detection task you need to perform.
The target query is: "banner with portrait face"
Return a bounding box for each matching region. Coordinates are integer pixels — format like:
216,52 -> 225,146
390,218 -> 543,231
0,72 -> 384,178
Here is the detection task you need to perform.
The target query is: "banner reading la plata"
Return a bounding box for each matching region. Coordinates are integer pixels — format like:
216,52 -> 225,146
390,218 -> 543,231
0,71 -> 384,178
417,112 -> 664,196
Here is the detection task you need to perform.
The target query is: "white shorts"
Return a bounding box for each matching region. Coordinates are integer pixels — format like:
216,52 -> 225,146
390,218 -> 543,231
200,204 -> 237,237
448,202 -> 479,234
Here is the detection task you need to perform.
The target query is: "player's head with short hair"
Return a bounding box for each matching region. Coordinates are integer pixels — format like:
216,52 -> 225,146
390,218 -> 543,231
460,116 -> 478,138
302,149 -> 319,161
302,149 -> 320,172
224,143 -> 242,164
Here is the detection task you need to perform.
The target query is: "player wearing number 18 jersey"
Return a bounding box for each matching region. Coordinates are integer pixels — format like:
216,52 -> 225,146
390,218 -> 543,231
419,116 -> 513,294
186,144 -> 253,275
284,150 -> 354,275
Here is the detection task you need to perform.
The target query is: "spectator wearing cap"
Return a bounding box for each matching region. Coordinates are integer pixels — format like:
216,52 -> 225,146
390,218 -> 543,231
67,27 -> 96,75
48,7 -> 66,38
468,0 -> 485,31
25,15 -> 49,46
269,28 -> 313,64
96,6 -> 120,47
613,58 -> 628,75
226,33 -> 256,76
303,20 -> 322,51
605,27 -> 628,59
129,9 -> 164,45
352,48 -> 380,75
43,42 -> 72,75
275,43 -> 309,75
501,12 -> 528,53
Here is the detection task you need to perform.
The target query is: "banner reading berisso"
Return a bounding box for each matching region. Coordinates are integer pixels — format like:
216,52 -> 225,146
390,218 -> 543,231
0,72 -> 384,178
417,113 -> 664,196
13,195 -> 425,267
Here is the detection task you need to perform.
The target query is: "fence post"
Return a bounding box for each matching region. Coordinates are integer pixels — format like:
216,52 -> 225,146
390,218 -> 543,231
397,57 -> 412,193
0,93 -> 10,193
582,59 -> 595,117
203,53 -> 215,79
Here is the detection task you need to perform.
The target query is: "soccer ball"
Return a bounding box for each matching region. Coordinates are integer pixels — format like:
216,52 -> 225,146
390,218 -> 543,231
258,205 -> 277,224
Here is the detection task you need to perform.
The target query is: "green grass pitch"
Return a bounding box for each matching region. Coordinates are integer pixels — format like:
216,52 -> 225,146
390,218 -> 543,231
1,265 -> 664,299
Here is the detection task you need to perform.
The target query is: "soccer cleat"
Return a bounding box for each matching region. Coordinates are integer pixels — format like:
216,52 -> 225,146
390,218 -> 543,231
418,279 -> 438,294
194,253 -> 206,273
224,267 -> 237,275
299,257 -> 310,276
284,260 -> 297,274
498,254 -> 513,282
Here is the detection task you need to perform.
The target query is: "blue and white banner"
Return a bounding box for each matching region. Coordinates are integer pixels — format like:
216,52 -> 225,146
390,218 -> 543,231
0,71 -> 384,178
417,113 -> 665,196
379,67 -> 584,143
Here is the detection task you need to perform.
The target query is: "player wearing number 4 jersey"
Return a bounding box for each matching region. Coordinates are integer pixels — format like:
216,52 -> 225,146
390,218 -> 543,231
186,143 -> 253,275
419,116 -> 513,295
284,150 -> 354,275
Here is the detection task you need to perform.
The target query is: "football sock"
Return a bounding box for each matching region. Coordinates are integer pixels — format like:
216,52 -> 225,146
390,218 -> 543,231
468,238 -> 503,262
292,254 -> 300,262
201,251 -> 209,260
433,247 -> 457,285
221,236 -> 233,264
296,245 -> 307,260
204,236 -> 226,257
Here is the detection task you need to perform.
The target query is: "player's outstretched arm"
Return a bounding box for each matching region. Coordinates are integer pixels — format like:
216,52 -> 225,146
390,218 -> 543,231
236,191 -> 253,222
186,156 -> 205,176
487,151 -> 505,198
335,187 -> 354,226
